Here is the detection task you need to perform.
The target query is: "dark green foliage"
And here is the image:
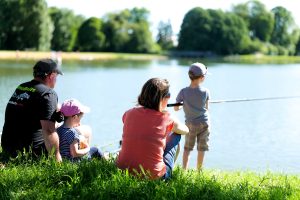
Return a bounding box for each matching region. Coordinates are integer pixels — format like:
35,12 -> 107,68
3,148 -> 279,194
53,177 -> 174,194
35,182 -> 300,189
0,0 -> 53,50
296,36 -> 300,55
271,6 -> 300,55
178,8 -> 250,55
102,8 -> 158,53
178,7 -> 212,51
232,0 -> 274,42
76,17 -> 106,52
49,7 -> 85,51
0,0 -> 299,56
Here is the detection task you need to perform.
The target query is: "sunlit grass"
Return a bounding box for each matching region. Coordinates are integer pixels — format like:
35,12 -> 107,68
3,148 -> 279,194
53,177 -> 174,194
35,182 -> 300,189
0,151 -> 299,200
1,50 -> 300,64
224,54 -> 300,64
0,51 -> 167,61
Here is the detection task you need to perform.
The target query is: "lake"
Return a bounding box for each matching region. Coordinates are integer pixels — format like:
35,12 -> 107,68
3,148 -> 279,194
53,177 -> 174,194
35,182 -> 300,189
1,59 -> 300,173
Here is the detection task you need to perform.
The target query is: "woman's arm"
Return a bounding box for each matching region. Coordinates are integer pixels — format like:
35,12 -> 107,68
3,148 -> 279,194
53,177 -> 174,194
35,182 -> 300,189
70,141 -> 90,158
170,114 -> 189,135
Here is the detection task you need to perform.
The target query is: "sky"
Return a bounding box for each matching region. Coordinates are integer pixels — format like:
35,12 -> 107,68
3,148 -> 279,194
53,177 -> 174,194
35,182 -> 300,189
46,0 -> 300,36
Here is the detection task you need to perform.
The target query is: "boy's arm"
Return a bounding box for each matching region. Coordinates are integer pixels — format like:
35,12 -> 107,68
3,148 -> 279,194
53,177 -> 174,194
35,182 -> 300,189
174,90 -> 183,111
206,99 -> 209,110
174,105 -> 182,111
70,141 -> 90,158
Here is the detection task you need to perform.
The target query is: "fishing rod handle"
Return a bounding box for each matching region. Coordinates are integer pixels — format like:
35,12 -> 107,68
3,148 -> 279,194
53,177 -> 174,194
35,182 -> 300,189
167,103 -> 183,107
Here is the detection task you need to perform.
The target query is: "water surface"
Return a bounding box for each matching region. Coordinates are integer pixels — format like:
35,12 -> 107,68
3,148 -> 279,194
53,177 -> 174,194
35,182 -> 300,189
1,59 -> 300,173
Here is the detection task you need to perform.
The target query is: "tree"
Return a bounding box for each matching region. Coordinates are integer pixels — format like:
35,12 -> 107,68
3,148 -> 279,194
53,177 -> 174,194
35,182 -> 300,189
208,10 -> 250,54
271,6 -> 299,55
49,7 -> 84,51
156,20 -> 174,50
296,36 -> 300,55
178,7 -> 250,55
0,0 -> 28,49
178,7 -> 212,51
0,0 -> 53,50
76,17 -> 105,52
232,0 -> 274,42
103,8 -> 157,53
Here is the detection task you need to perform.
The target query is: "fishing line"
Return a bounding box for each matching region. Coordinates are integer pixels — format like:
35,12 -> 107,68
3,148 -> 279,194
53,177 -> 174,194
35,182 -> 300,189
167,95 -> 300,107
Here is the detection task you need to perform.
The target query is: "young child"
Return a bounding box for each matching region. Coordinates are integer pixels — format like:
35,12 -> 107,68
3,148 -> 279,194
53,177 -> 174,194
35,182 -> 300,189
174,62 -> 211,170
57,99 -> 104,161
116,78 -> 188,180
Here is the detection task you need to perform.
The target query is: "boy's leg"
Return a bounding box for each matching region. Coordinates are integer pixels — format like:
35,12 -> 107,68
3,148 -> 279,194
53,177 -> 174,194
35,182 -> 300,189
162,133 -> 181,180
183,123 -> 197,170
182,149 -> 191,170
196,122 -> 210,169
197,151 -> 205,170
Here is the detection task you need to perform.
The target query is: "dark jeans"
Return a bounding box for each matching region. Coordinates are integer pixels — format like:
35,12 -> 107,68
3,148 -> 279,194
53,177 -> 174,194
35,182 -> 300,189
87,147 -> 104,159
162,133 -> 181,180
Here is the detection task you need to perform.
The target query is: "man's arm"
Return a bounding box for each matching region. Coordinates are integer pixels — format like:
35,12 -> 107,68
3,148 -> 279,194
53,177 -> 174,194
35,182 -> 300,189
40,120 -> 62,162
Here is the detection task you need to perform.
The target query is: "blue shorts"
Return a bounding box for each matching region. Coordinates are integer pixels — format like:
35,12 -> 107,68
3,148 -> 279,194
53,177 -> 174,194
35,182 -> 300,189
162,133 -> 181,180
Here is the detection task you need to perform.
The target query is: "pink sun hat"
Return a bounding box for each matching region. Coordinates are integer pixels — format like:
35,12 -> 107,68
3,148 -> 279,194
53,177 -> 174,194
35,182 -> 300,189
60,99 -> 90,117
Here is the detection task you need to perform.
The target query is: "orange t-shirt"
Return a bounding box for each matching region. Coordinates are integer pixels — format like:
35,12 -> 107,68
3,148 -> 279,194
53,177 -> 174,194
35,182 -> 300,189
116,107 -> 174,179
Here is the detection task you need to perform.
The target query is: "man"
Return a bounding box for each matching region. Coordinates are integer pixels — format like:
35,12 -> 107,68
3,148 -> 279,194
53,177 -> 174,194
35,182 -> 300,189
1,59 -> 63,161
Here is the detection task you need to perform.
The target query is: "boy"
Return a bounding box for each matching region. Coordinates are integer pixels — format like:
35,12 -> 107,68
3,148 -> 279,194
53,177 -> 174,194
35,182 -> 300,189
57,99 -> 104,161
174,62 -> 210,170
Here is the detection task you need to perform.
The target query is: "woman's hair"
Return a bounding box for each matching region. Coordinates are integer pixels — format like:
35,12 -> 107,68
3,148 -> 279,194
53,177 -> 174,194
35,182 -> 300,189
138,78 -> 170,111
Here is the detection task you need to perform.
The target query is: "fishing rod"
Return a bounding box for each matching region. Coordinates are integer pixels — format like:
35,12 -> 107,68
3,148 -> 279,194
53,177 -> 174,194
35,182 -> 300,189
167,95 -> 300,107
98,139 -> 122,149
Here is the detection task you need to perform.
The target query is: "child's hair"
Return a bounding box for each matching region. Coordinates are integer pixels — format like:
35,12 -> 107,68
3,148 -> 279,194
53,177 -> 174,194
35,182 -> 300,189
63,112 -> 84,121
138,78 -> 170,111
188,71 -> 204,81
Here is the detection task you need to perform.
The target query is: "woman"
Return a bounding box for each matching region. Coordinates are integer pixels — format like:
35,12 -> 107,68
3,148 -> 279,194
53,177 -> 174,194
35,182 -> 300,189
116,78 -> 188,180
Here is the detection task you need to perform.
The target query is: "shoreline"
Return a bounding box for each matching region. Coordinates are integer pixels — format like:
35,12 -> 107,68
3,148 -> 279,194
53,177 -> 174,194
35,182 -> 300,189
1,51 -> 300,64
0,50 -> 168,61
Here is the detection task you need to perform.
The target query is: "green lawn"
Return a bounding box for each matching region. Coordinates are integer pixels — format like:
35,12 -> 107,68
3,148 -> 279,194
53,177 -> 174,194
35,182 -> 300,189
0,153 -> 299,200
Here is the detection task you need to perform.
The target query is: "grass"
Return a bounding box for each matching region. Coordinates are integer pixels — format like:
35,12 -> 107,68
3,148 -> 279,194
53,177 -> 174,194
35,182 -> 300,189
0,152 -> 299,200
0,51 -> 167,61
223,54 -> 300,64
2,51 -> 300,64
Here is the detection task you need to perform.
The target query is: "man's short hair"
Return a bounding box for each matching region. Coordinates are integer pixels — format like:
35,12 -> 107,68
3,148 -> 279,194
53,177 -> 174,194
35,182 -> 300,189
33,59 -> 63,78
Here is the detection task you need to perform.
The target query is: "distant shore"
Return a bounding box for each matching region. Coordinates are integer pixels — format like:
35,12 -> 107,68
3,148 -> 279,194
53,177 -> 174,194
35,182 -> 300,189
1,50 -> 300,64
0,51 -> 167,61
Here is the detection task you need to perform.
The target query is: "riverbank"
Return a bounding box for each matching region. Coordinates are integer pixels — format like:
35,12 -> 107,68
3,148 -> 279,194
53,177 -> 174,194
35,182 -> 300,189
0,51 -> 167,61
0,153 -> 299,199
224,54 -> 300,64
1,51 -> 300,64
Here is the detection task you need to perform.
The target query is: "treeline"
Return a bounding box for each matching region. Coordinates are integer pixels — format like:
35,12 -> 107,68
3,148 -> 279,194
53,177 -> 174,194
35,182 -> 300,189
178,1 -> 300,55
0,0 -> 160,53
0,0 -> 300,56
